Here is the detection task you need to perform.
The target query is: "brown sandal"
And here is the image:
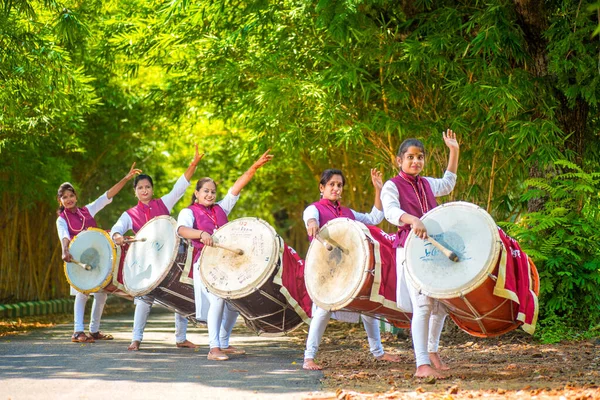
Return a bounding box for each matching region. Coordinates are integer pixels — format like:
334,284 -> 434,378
89,331 -> 113,340
71,331 -> 95,343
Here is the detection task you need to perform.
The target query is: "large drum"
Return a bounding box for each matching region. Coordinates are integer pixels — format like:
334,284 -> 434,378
304,219 -> 412,328
404,201 -> 540,337
199,217 -> 304,335
65,228 -> 131,299
122,216 -> 199,323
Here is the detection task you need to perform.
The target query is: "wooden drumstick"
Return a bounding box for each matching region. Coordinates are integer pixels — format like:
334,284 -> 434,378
72,259 -> 92,271
314,234 -> 334,251
124,237 -> 147,244
214,243 -> 244,256
426,236 -> 459,262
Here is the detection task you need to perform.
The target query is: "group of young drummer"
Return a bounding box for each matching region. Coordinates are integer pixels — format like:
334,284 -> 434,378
56,130 -> 459,379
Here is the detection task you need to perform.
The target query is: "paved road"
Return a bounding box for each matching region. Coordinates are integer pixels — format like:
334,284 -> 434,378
0,307 -> 324,400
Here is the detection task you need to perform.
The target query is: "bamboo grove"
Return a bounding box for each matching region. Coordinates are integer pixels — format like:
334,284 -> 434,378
1,0 -> 600,341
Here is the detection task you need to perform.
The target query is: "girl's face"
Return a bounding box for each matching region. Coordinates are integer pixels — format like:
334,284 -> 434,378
135,179 -> 154,203
319,174 -> 344,202
59,190 -> 78,210
195,181 -> 217,207
398,146 -> 425,176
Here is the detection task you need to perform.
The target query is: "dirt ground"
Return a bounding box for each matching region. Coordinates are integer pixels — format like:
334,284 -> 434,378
2,308 -> 599,399
286,321 -> 600,400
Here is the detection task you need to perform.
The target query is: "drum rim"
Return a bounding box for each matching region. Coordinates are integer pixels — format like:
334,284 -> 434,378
404,201 -> 502,299
305,218 -> 371,311
65,227 -> 117,295
123,215 -> 181,297
199,217 -> 281,299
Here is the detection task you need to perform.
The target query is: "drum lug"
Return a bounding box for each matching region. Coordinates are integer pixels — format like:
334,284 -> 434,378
488,273 -> 498,282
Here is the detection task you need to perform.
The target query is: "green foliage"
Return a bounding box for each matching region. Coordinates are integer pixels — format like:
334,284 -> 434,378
503,160 -> 600,340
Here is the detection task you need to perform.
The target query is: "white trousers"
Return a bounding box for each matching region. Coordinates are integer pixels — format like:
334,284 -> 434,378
131,297 -> 188,343
73,291 -> 107,333
304,306 -> 384,360
396,247 -> 448,367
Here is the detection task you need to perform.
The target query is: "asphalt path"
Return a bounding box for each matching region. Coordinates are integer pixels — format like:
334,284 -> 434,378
0,307 -> 324,400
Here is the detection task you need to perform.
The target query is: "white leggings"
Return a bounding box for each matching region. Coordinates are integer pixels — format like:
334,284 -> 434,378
304,306 -> 384,360
73,291 -> 108,333
131,297 -> 188,343
203,288 -> 239,349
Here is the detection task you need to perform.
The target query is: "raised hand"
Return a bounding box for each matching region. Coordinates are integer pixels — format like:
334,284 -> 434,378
370,168 -> 383,191
192,143 -> 204,166
125,162 -> 142,180
443,129 -> 459,151
251,149 -> 274,170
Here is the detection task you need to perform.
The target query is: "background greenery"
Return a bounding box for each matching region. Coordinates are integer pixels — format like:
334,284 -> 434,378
1,0 -> 599,342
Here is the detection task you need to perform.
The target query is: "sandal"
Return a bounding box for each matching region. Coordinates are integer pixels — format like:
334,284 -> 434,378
207,350 -> 229,361
71,331 -> 95,343
221,345 -> 246,355
176,340 -> 198,348
89,331 -> 114,340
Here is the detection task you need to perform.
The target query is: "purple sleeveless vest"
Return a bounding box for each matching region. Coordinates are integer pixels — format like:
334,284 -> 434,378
312,198 -> 355,226
60,207 -> 97,237
126,199 -> 170,234
390,172 -> 437,248
189,203 -> 229,264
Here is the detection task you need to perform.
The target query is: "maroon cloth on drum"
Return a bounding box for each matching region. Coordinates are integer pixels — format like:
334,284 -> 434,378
126,199 -> 170,233
494,228 -> 539,332
187,203 -> 229,278
60,207 -> 97,237
366,226 -> 398,304
280,244 -> 312,318
389,172 -> 437,248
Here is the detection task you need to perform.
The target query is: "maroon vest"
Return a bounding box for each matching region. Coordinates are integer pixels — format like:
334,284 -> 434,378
189,203 -> 229,264
126,199 -> 170,234
312,199 -> 355,226
60,207 -> 98,237
389,172 -> 437,248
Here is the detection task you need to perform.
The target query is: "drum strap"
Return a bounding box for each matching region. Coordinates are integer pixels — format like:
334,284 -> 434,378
179,243 -> 195,286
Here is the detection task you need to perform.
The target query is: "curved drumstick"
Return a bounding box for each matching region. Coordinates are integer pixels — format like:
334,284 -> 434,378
124,237 -> 147,244
426,236 -> 459,262
215,243 -> 244,256
72,259 -> 92,271
314,234 -> 333,251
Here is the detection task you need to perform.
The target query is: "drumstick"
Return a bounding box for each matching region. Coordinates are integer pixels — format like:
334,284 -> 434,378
72,259 -> 92,271
124,238 -> 147,243
426,236 -> 459,262
214,243 -> 244,256
314,234 -> 334,251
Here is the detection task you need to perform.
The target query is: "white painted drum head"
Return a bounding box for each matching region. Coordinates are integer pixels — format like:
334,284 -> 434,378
123,216 -> 180,297
199,217 -> 280,299
65,228 -> 116,294
304,218 -> 370,311
404,201 -> 501,299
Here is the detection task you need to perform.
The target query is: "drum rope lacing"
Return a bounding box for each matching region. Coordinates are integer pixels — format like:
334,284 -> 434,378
159,286 -> 195,304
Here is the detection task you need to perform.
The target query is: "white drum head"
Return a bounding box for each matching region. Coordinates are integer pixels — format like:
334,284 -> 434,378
304,218 -> 370,311
404,201 -> 501,299
123,216 -> 179,297
65,228 -> 116,294
199,217 -> 280,299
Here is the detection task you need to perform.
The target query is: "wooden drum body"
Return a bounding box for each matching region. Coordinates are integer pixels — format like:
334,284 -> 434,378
65,228 -> 131,299
199,217 -> 304,335
404,201 -> 539,337
305,219 -> 412,328
122,216 -> 198,323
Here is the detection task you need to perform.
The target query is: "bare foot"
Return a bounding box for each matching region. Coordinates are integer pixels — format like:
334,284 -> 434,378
376,352 -> 401,362
415,364 -> 446,379
221,345 -> 246,355
176,340 -> 198,348
303,358 -> 323,370
128,341 -> 141,351
429,352 -> 450,370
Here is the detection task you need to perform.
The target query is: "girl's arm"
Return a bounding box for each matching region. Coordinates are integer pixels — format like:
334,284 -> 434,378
184,144 -> 204,183
443,129 -> 459,174
107,163 -> 142,199
230,150 -> 273,196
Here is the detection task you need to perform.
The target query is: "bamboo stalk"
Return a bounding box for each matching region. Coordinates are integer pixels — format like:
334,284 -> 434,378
487,151 -> 497,213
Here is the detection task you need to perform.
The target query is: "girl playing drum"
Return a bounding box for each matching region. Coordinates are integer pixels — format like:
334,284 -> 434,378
56,163 -> 141,343
176,150 -> 273,361
381,130 -> 459,379
110,145 -> 203,351
302,168 -> 401,370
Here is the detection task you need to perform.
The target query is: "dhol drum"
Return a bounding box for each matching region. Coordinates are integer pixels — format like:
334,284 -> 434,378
404,201 -> 540,337
304,219 -> 412,328
198,217 -> 305,335
122,216 -> 199,323
65,228 -> 132,299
